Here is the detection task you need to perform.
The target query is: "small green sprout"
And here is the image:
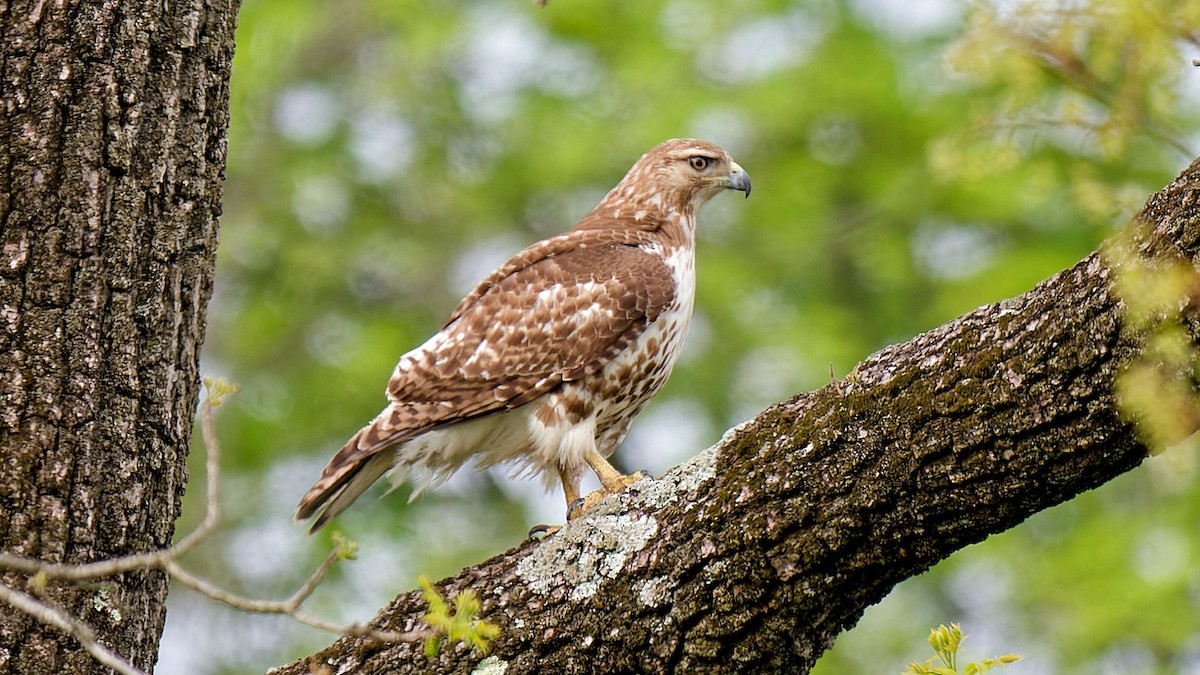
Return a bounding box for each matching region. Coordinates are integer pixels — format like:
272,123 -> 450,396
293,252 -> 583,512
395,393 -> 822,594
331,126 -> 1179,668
419,575 -> 500,658
904,623 -> 1021,675
330,532 -> 358,561
202,377 -> 239,407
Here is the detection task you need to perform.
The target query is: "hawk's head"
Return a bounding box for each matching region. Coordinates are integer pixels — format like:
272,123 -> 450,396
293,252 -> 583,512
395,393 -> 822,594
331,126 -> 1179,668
604,138 -> 751,216
577,138 -> 750,234
650,137 -> 750,200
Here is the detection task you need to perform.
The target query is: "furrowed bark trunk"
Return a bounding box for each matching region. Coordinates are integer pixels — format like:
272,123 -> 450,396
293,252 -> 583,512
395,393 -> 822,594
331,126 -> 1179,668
275,159 -> 1200,674
0,0 -> 238,671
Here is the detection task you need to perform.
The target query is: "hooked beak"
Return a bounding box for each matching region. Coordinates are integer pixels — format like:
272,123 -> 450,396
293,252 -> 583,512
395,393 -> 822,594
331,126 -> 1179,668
725,161 -> 751,198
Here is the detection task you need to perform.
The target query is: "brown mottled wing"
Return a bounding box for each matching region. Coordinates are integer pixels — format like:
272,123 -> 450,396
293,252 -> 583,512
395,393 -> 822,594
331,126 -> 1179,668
295,228 -> 675,524
391,238 -> 674,407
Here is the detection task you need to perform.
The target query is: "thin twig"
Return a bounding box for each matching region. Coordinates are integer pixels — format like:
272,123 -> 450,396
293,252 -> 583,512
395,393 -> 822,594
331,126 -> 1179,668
162,556 -> 429,643
0,381 -> 422,673
0,582 -> 145,675
289,547 -> 341,607
0,388 -> 224,581
171,378 -> 225,554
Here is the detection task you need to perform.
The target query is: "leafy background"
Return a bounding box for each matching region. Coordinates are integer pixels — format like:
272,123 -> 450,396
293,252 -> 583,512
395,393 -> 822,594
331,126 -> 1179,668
161,0 -> 1200,673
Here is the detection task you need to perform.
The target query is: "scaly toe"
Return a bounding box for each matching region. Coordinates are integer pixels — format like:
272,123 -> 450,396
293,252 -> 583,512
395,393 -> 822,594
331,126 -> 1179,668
564,472 -> 653,521
610,471 -> 649,491
568,489 -> 614,520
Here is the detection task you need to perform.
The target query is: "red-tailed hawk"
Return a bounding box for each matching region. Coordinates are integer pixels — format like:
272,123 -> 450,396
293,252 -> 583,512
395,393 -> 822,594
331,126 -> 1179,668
296,138 -> 751,532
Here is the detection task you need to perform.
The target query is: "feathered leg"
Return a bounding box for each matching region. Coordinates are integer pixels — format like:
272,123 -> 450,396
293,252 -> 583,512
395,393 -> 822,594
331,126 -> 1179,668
559,465 -> 583,505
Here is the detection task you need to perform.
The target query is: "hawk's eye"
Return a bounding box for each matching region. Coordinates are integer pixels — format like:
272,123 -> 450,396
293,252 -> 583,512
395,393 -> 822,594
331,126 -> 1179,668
688,156 -> 710,171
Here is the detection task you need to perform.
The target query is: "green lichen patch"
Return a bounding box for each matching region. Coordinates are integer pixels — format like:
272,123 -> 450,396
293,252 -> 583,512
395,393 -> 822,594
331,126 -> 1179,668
470,655 -> 508,675
637,575 -> 673,608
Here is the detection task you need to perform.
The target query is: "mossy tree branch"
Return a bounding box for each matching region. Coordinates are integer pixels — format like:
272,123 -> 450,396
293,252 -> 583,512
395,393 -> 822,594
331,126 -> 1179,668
274,162 -> 1200,675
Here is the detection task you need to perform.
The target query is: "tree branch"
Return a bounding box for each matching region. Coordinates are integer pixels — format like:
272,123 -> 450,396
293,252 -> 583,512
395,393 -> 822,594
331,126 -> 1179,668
273,157 -> 1200,675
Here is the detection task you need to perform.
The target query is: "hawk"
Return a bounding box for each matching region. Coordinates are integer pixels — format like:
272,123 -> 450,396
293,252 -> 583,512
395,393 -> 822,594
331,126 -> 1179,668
296,138 -> 751,532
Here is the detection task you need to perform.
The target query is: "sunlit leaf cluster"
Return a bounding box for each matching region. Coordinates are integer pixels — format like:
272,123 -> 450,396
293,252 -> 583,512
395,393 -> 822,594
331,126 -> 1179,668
418,575 -> 500,658
904,623 -> 1021,675
1108,229 -> 1200,452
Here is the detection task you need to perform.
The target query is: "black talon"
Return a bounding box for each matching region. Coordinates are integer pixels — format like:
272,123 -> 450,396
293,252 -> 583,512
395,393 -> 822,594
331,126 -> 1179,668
566,497 -> 587,521
528,523 -> 559,540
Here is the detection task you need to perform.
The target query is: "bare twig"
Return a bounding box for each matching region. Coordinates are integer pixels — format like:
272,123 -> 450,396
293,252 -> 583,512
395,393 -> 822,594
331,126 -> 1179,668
162,553 -> 429,643
0,381 -> 224,581
0,379 -> 422,673
0,582 -> 145,675
172,376 -> 226,554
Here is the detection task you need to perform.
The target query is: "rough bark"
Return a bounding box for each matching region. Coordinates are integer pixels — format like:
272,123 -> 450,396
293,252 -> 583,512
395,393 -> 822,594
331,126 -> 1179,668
274,160 -> 1200,674
0,0 -> 238,672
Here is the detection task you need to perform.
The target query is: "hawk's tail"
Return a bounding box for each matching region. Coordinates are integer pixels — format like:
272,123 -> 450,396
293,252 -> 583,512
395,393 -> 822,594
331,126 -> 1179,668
295,423 -> 399,533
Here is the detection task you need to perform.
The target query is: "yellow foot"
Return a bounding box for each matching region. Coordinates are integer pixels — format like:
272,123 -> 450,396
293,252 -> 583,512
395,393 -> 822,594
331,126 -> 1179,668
566,471 -> 649,520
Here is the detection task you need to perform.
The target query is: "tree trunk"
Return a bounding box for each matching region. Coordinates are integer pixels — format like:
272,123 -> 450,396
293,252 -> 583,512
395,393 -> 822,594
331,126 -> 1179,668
0,1 -> 238,672
275,160 -> 1200,674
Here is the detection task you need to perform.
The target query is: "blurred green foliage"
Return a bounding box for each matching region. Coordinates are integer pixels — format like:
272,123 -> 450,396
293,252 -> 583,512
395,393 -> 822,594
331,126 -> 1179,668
163,0 -> 1200,673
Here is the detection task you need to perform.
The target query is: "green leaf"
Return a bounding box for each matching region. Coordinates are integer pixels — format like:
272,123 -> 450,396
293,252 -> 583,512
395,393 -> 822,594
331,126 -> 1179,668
417,575 -> 500,657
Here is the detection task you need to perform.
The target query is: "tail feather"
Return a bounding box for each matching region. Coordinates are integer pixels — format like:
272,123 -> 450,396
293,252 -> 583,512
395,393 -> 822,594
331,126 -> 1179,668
296,400 -> 479,531
295,417 -> 410,532
301,451 -> 394,533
